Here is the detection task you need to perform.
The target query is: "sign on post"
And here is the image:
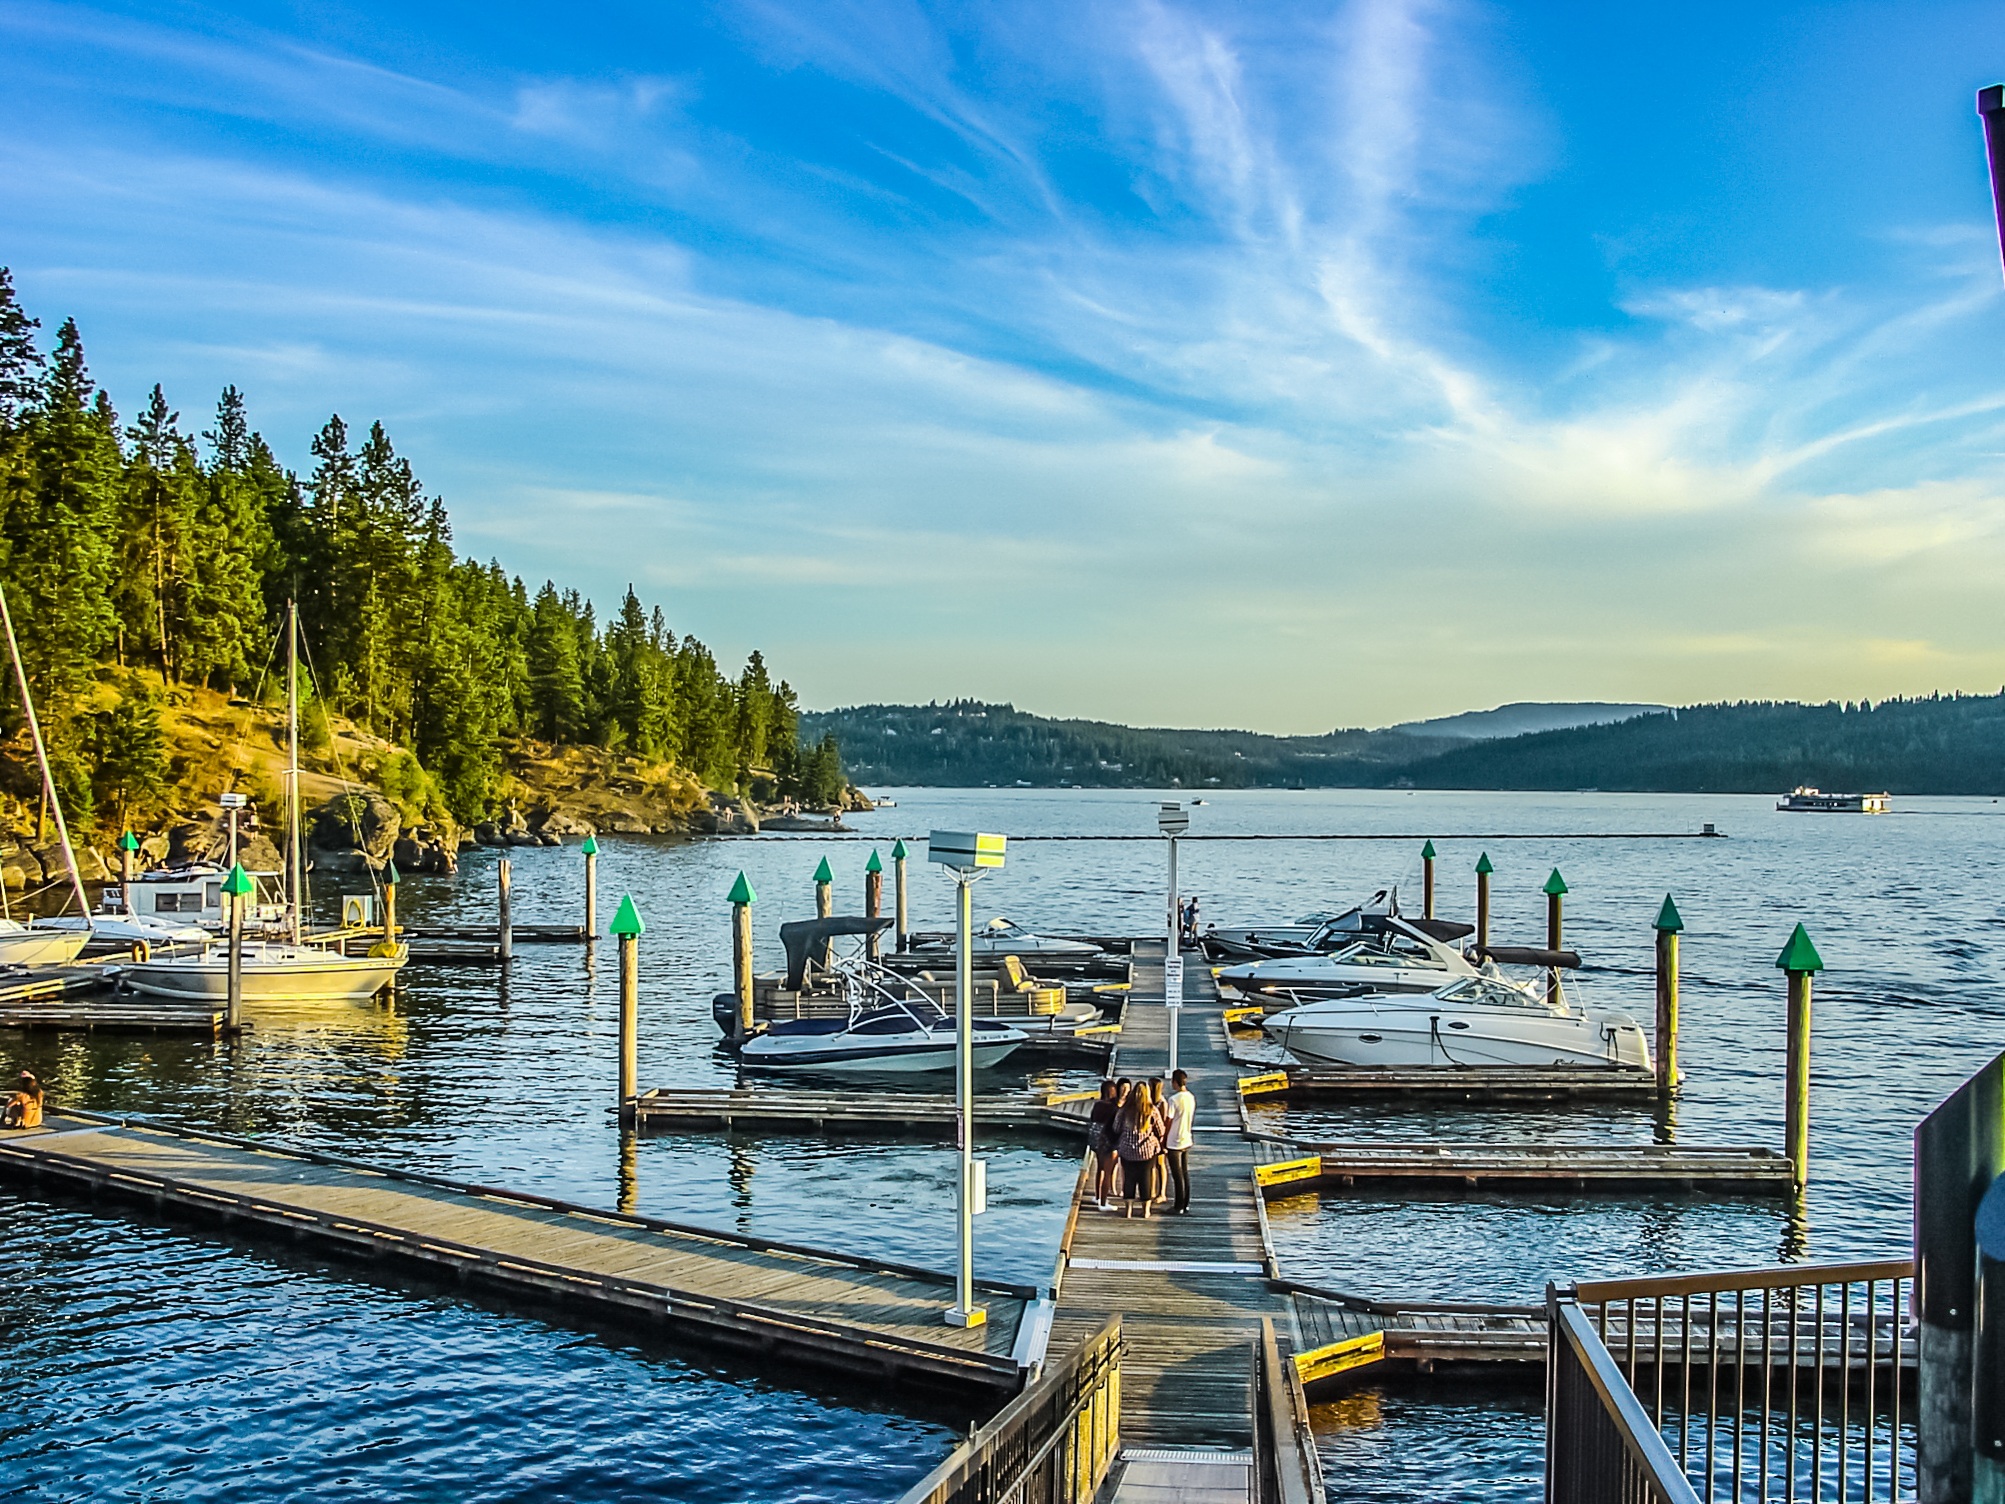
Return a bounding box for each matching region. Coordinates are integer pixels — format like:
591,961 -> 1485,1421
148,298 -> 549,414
1164,953 -> 1184,1006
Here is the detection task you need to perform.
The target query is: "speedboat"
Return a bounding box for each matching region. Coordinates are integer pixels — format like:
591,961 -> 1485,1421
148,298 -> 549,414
0,920 -> 89,967
740,995 -> 1029,1074
905,918 -> 1103,968
1262,973 -> 1652,1071
1217,918 -> 1477,1004
1203,890 -> 1471,961
33,912 -> 210,950
117,941 -> 406,1004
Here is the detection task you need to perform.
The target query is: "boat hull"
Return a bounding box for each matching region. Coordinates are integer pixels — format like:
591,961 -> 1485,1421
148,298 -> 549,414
1263,1002 -> 1651,1071
0,926 -> 91,967
739,1036 -> 1027,1074
119,948 -> 403,1004
1218,961 -> 1451,1004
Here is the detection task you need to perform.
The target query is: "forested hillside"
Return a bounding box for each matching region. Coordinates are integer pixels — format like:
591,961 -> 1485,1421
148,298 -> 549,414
0,269 -> 843,839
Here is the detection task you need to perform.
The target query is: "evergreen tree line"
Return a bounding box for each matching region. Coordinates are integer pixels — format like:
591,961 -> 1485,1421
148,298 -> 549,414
0,271 -> 844,829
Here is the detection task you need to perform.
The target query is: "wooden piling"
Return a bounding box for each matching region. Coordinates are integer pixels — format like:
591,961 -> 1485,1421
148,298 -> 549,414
223,863 -> 252,1033
864,849 -> 884,962
1543,867 -> 1567,996
728,872 -> 756,1040
892,839 -> 910,952
1653,894 -> 1683,1099
814,856 -> 833,920
582,834 -> 599,938
382,860 -> 399,946
1776,923 -> 1822,1190
118,829 -> 138,900
1420,840 -> 1436,920
498,857 -> 513,962
611,895 -> 643,1125
1474,852 -> 1493,952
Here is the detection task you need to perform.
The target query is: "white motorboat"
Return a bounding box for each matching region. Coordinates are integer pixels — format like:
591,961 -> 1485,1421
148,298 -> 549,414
116,603 -> 405,1008
1217,918 -> 1478,1003
1261,973 -> 1652,1071
118,941 -> 405,1003
906,917 -> 1103,967
740,995 -> 1029,1074
0,920 -> 89,967
30,912 -> 209,950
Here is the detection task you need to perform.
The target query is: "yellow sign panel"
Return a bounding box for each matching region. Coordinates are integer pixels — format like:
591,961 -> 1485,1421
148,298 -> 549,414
1294,1331 -> 1386,1384
1252,1156 -> 1323,1188
1237,1071 -> 1290,1098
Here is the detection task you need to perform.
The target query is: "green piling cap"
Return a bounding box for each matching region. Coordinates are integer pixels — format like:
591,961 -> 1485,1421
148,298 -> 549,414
384,860 -> 400,886
814,857 -> 834,885
1544,868 -> 1569,897
610,894 -> 645,936
865,850 -> 883,874
1653,894 -> 1684,933
728,872 -> 756,906
1475,852 -> 1494,875
118,829 -> 140,852
1420,839 -> 1436,860
892,839 -> 909,860
580,834 -> 598,855
1775,923 -> 1824,974
222,863 -> 253,897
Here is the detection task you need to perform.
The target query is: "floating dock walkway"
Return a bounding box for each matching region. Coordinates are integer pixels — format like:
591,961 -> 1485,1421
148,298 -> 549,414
632,1087 -> 1094,1139
1250,1140 -> 1796,1194
0,1113 -> 1044,1394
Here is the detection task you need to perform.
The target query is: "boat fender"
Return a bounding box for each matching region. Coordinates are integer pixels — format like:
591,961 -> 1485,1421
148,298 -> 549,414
130,940 -> 151,963
367,941 -> 401,959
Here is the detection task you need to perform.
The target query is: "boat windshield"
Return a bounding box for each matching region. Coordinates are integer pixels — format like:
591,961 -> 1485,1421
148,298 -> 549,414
1435,977 -> 1546,1010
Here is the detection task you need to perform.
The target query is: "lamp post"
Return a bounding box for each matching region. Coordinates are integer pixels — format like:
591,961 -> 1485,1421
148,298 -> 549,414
929,828 -> 1006,1328
1159,803 -> 1188,1074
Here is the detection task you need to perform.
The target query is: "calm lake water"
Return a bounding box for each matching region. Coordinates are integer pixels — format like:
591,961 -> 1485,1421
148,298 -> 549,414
3,788 -> 1999,1500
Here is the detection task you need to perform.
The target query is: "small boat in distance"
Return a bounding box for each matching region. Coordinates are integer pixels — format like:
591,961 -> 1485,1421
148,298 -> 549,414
1777,787 -> 1891,813
740,995 -> 1029,1074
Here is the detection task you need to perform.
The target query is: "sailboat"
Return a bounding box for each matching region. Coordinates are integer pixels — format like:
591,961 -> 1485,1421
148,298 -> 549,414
0,584 -> 93,968
119,603 -> 406,1006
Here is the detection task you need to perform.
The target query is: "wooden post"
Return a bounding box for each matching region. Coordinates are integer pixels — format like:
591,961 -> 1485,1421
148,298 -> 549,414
1420,840 -> 1436,920
581,834 -> 599,938
813,856 -> 833,920
223,862 -> 251,1033
864,849 -> 884,961
728,871 -> 756,1040
611,894 -> 643,1125
1543,867 -> 1567,997
892,838 -> 911,952
382,860 -> 399,946
498,856 -> 513,962
1652,894 -> 1683,1098
1776,923 -> 1822,1191
118,829 -> 138,910
1474,852 -> 1493,953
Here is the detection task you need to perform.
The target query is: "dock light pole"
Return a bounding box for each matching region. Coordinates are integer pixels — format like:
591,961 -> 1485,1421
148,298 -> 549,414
221,790 -> 248,872
222,863 -> 252,1033
892,840 -> 911,952
581,834 -> 599,938
1474,853 -> 1493,953
864,850 -> 884,962
1160,803 -> 1188,1074
728,872 -> 757,1040
929,829 -> 1006,1329
1420,840 -> 1436,920
1775,924 -> 1822,1192
1652,895 -> 1683,1100
611,895 -> 644,1126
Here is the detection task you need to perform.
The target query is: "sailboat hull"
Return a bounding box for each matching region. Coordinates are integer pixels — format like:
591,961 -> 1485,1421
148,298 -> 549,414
0,925 -> 91,967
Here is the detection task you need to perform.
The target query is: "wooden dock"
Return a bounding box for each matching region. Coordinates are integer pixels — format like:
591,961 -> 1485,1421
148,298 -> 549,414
1236,1062 -> 1660,1103
0,964 -> 108,1007
0,1002 -> 226,1034
632,1087 -> 1094,1139
1250,1141 -> 1796,1195
401,923 -> 587,944
0,1113 -> 1045,1394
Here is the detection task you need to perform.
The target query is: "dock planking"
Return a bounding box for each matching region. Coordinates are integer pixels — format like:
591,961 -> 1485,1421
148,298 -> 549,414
632,1087 -> 1094,1139
1248,1140 -> 1796,1195
1234,1060 -> 1660,1103
0,1113 -> 1043,1394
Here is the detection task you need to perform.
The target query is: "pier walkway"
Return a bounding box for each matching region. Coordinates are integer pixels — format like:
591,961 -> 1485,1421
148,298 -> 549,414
0,1113 -> 1043,1395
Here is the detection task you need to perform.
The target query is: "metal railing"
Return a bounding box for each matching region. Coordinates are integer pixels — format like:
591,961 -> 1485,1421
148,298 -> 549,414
1550,1293 -> 1702,1503
1551,1260 -> 1914,1504
897,1318 -> 1122,1504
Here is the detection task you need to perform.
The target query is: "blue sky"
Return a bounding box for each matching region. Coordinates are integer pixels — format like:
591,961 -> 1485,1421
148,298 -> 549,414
4,0 -> 2003,729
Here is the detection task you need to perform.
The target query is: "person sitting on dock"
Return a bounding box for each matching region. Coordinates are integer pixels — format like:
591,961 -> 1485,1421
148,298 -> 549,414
1088,1079 -> 1123,1211
1114,1085 -> 1162,1219
1164,1069 -> 1195,1215
3,1071 -> 43,1129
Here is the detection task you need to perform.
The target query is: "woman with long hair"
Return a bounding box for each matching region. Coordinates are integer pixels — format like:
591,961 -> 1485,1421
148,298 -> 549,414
1113,1081 -> 1162,1219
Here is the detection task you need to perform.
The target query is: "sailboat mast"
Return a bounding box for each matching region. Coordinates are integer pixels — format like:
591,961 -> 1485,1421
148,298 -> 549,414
0,583 -> 91,923
288,600 -> 303,943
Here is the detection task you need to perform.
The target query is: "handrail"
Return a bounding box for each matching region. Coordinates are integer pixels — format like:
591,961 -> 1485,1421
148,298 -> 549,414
896,1317 -> 1123,1504
1547,1294 -> 1702,1504
1574,1258 -> 1913,1303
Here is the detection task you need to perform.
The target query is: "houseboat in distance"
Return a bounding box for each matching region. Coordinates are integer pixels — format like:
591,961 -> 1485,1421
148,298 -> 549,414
1777,786 -> 1891,813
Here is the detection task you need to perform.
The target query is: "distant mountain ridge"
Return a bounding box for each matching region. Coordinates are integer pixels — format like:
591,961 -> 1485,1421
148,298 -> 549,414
1390,701 -> 1667,740
802,692 -> 2005,794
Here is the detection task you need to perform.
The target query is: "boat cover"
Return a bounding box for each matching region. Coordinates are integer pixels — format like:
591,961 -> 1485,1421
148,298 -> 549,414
780,915 -> 896,990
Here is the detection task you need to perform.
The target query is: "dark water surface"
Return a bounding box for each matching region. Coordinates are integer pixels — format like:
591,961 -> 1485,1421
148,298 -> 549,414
2,789 -> 1997,1500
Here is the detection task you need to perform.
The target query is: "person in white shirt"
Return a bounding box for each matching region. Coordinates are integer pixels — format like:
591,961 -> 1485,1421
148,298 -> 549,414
1163,1069 -> 1196,1214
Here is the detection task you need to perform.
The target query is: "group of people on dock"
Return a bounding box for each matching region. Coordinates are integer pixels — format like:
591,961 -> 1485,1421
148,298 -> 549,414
1086,1070 -> 1194,1218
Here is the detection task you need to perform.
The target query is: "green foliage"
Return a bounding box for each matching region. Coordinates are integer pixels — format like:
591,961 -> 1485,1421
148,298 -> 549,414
88,689 -> 170,826
0,274 -> 834,829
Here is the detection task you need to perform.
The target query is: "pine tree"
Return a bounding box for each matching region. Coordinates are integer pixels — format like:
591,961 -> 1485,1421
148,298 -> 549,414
526,583 -> 585,741
0,268 -> 43,427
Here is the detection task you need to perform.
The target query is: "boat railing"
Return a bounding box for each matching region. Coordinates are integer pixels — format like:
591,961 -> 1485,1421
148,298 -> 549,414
1547,1259 -> 1914,1504
894,1317 -> 1123,1504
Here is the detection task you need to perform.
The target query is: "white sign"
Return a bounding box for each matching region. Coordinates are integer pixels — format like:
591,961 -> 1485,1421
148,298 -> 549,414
1163,954 -> 1184,1007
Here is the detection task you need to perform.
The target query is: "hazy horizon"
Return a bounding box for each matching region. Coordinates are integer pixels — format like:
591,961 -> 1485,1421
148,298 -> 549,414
5,1 -> 2003,732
